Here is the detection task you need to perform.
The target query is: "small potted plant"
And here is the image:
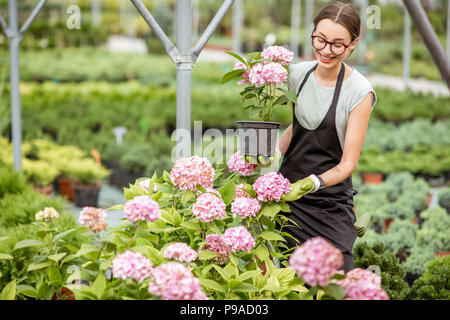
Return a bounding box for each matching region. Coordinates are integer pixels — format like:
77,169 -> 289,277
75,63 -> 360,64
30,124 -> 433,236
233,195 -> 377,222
22,159 -> 59,195
221,46 -> 298,158
438,187 -> 450,214
66,159 -> 110,207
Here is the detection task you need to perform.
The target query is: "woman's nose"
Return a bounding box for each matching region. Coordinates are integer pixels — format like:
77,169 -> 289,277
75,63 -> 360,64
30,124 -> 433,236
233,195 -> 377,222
322,43 -> 333,55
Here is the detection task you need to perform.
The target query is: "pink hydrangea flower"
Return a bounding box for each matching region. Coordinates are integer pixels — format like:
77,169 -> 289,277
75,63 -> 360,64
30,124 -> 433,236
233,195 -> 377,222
170,156 -> 215,192
289,237 -> 344,287
192,192 -> 227,223
248,62 -> 288,87
200,234 -> 232,265
78,206 -> 108,232
164,242 -> 198,263
222,226 -> 256,253
344,281 -> 390,300
148,262 -> 208,300
261,45 -> 295,66
227,151 -> 257,176
123,195 -> 161,223
231,197 -> 261,219
111,250 -> 153,283
332,268 -> 389,300
233,61 -> 250,85
253,171 -> 291,202
235,184 -> 251,198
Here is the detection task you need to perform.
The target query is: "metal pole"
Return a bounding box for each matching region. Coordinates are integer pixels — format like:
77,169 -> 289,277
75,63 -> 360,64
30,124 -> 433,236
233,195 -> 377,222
447,0 -> 450,60
403,5 -> 411,90
304,0 -> 313,60
232,0 -> 243,53
402,0 -> 450,88
359,0 -> 368,65
291,0 -> 301,58
92,0 -> 101,27
8,0 -> 22,170
192,0 -> 200,42
176,0 -> 192,159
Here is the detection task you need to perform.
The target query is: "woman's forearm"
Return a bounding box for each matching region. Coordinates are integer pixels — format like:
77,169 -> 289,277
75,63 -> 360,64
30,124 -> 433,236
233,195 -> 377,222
318,161 -> 355,188
277,124 -> 293,155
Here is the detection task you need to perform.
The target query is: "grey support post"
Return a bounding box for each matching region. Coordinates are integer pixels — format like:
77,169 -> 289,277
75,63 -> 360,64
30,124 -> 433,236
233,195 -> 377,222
0,0 -> 47,170
232,0 -> 243,54
304,0 -> 314,60
402,0 -> 450,89
130,0 -> 235,160
403,5 -> 411,90
291,0 -> 301,58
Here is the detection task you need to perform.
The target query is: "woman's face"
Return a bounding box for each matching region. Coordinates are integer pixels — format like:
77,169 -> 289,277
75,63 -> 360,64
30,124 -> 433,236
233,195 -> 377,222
312,18 -> 358,69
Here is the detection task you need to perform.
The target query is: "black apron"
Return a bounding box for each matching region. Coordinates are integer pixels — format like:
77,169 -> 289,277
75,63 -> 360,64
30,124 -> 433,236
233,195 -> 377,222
277,62 -> 358,272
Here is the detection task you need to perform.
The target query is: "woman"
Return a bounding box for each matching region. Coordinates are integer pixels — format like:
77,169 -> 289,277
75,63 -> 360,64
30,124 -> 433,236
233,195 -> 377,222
276,1 -> 377,272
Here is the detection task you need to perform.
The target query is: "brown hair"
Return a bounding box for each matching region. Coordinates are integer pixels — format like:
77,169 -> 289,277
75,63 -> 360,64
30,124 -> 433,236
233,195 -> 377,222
313,1 -> 361,55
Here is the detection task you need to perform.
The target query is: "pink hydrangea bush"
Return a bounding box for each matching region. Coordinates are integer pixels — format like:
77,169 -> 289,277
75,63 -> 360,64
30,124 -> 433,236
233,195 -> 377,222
231,197 -> 261,219
111,250 -> 153,283
170,156 -> 215,192
148,262 -> 208,300
164,242 -> 198,263
138,178 -> 158,193
78,206 -> 108,232
234,61 -> 250,85
192,192 -> 227,223
227,151 -> 257,176
235,184 -> 251,198
253,172 -> 291,202
289,237 -> 344,287
222,226 -> 256,253
123,195 -> 161,223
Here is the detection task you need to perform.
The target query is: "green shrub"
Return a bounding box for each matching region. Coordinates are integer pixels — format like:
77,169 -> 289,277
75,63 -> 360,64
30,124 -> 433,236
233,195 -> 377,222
0,165 -> 28,199
438,187 -> 450,208
402,246 -> 436,277
353,242 -> 410,300
384,220 -> 418,257
409,256 -> 450,300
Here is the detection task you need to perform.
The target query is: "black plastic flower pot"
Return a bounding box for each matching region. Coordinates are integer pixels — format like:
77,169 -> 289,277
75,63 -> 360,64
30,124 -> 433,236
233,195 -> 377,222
237,121 -> 280,158
404,273 -> 420,288
73,184 -> 101,207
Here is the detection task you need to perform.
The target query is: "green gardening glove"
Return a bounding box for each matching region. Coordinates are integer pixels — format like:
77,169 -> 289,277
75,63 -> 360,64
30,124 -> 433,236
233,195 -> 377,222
281,177 -> 315,202
354,212 -> 371,237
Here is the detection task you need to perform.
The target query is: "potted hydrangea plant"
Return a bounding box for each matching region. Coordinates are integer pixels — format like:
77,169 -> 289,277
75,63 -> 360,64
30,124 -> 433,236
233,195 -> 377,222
221,46 -> 298,159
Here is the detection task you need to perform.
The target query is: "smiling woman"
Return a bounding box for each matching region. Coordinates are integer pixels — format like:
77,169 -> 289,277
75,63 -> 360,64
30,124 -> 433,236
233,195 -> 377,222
275,1 -> 377,272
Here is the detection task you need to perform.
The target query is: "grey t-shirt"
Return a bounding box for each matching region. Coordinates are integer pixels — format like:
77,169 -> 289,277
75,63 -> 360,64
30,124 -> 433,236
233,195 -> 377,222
288,60 -> 377,152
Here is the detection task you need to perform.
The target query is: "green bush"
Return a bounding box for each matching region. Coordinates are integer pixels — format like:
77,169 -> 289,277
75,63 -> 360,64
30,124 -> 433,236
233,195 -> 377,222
353,242 -> 410,300
438,187 -> 450,208
0,165 -> 28,198
409,256 -> 450,300
402,246 -> 436,277
384,220 -> 418,257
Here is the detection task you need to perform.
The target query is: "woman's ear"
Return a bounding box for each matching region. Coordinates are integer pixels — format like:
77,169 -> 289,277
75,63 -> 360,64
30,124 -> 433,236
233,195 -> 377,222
349,37 -> 359,52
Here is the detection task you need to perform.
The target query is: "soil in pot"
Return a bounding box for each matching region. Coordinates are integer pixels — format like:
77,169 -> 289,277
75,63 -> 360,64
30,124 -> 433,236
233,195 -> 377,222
74,183 -> 101,207
384,218 -> 394,231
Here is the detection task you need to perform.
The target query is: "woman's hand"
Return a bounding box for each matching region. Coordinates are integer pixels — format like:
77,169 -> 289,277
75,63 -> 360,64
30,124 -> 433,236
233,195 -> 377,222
281,176 -> 315,202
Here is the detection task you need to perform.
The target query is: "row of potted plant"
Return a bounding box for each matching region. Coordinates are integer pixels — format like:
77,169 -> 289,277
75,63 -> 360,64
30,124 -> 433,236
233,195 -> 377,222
0,137 -> 109,207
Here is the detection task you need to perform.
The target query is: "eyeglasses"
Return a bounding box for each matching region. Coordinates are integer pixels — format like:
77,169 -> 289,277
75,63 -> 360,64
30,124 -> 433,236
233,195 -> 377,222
311,32 -> 353,56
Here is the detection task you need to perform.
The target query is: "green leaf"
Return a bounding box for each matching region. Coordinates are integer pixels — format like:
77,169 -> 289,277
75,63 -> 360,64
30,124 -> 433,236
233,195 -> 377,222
199,278 -> 225,293
323,283 -> 347,300
273,95 -> 288,106
106,204 -> 125,211
147,246 -> 164,265
160,207 -> 182,226
92,273 -> 106,300
48,252 -> 67,263
27,261 -> 51,272
180,221 -> 201,231
259,231 -> 286,242
47,265 -> 62,286
0,280 -> 16,300
278,202 -> 291,212
198,250 -> 218,261
221,69 -> 245,84
255,245 -> 269,260
0,253 -> 13,260
277,88 -> 298,104
16,285 -> 36,298
233,283 -> 260,293
259,203 -> 281,218
13,239 -> 46,251
228,279 -> 243,289
181,190 -> 195,206
218,180 -> 235,206
53,227 -> 85,243
225,51 -> 248,66
76,244 -> 100,260
237,270 -> 262,282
